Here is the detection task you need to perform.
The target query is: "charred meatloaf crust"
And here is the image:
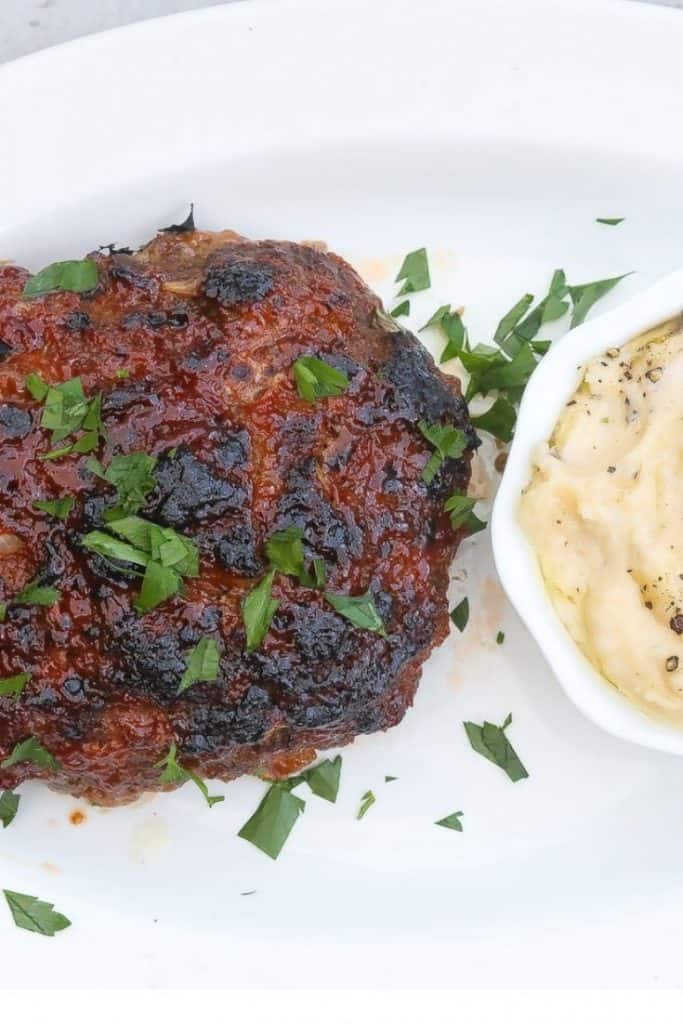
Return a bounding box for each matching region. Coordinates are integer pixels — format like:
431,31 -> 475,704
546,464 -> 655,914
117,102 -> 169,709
0,226 -> 478,804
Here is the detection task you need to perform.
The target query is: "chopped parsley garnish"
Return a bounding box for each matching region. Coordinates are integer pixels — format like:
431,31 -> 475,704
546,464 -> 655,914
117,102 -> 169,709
87,451 -> 157,518
29,376 -> 105,460
395,248 -> 430,295
385,775 -> 398,783
1,736 -> 60,773
0,673 -> 30,701
265,526 -> 306,579
243,569 -> 278,652
12,580 -> 60,607
568,273 -> 632,328
420,305 -> 467,363
596,217 -> 624,226
155,743 -> 224,808
435,811 -> 464,832
0,791 -> 20,829
178,637 -> 220,694
390,300 -> 410,317
311,558 -> 326,589
444,492 -> 486,534
0,604 -> 6,623
33,496 -> 74,520
418,421 -> 468,485
83,516 -> 199,613
25,373 -> 49,401
292,356 -> 349,403
496,631 -> 505,645
357,790 -> 376,820
116,368 -> 131,379
494,294 -> 534,345
464,713 -> 528,782
450,597 -> 469,633
23,259 -> 98,298
301,755 -> 342,803
238,782 -> 306,859
3,890 -> 71,937
324,590 -> 386,635
470,395 -> 517,443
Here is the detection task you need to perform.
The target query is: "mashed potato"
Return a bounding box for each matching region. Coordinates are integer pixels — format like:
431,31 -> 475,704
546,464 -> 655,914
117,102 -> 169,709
520,315 -> 683,723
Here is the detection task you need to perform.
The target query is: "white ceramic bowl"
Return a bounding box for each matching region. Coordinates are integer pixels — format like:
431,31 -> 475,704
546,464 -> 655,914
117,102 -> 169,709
491,268 -> 683,755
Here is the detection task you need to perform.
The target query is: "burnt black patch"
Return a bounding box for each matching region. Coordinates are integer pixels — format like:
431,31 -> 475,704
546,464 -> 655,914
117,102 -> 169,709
63,312 -> 91,331
210,522 -> 263,577
0,340 -> 11,360
102,382 -> 160,415
275,459 -> 362,565
121,310 -> 189,330
0,404 -> 32,439
202,259 -> 274,307
111,621 -> 188,703
383,334 -> 479,449
110,263 -> 155,292
151,446 -> 246,528
178,685 -> 277,754
160,204 -> 195,234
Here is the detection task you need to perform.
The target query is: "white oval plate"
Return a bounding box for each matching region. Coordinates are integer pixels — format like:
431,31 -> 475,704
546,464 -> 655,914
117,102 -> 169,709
3,0 -> 683,990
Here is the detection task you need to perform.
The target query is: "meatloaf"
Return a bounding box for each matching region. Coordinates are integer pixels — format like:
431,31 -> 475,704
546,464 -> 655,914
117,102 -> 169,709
0,223 -> 478,804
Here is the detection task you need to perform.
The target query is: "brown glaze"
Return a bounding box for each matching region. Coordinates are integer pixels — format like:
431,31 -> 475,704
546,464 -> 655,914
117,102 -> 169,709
0,229 -> 477,804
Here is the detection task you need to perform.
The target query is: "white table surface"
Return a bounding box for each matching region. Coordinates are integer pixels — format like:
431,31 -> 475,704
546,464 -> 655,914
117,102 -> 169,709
0,0 -> 680,64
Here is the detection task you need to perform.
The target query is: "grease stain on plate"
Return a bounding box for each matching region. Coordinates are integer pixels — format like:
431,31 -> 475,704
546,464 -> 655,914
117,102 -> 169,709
129,815 -> 170,865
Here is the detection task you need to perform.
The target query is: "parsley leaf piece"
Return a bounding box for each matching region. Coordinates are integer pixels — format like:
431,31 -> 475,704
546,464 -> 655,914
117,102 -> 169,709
266,526 -> 306,579
435,811 -> 464,831
596,217 -> 624,226
478,341 -> 538,395
444,492 -> 478,532
418,421 -> 468,484
302,755 -> 342,803
420,304 -> 452,331
450,597 -> 469,633
1,736 -> 60,772
357,790 -> 376,820
88,452 -> 157,517
494,293 -> 534,345
116,368 -> 130,379
238,783 -> 306,859
324,590 -> 386,635
82,530 -> 150,567
390,300 -> 410,317
511,270 -> 569,347
312,558 -> 326,589
292,356 -> 349,404
496,631 -> 505,645
385,775 -> 398,783
464,715 -> 528,782
34,376 -> 105,460
470,395 -> 517,442
243,569 -> 278,652
0,603 -> 6,623
568,273 -> 632,328
439,311 -> 468,364
0,673 -> 30,701
25,373 -> 49,401
3,890 -> 71,937
23,259 -> 98,299
178,637 -> 220,694
395,248 -> 430,296
33,496 -> 74,520
136,560 -> 182,614
0,791 -> 20,828
13,580 -> 60,607
155,743 -> 224,808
